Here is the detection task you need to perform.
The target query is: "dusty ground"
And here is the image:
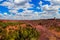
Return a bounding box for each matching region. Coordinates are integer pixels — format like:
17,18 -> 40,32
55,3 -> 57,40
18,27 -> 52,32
0,19 -> 60,40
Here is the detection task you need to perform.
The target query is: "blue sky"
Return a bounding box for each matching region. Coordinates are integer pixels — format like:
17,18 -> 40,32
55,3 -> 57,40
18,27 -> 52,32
0,0 -> 60,20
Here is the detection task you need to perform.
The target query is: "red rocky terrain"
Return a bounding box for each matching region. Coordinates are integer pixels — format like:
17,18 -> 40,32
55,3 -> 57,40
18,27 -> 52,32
0,19 -> 60,40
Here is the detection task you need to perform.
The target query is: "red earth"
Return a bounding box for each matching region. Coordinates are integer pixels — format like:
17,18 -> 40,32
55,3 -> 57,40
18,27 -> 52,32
0,19 -> 60,40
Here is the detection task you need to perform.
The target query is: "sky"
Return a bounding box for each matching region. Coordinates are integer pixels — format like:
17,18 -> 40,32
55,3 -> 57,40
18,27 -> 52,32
0,0 -> 60,20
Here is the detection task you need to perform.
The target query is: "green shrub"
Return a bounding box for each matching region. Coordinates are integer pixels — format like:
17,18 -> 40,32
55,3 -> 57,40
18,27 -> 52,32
0,22 -> 40,40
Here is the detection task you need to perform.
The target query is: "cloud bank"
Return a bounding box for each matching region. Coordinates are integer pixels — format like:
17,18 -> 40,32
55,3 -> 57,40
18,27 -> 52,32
0,0 -> 60,20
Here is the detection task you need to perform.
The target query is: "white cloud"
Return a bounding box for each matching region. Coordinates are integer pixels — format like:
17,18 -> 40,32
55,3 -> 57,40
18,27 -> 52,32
50,0 -> 60,5
4,13 -> 8,15
0,0 -> 60,20
52,0 -> 60,2
0,2 -> 15,9
14,0 -> 27,4
39,1 -> 43,5
38,0 -> 60,19
9,9 -> 18,14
